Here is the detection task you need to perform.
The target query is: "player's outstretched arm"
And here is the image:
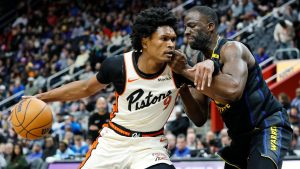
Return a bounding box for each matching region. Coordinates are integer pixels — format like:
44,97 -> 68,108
179,84 -> 209,127
23,76 -> 107,102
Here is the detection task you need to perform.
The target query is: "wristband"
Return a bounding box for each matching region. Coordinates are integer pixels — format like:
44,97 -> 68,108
210,59 -> 220,76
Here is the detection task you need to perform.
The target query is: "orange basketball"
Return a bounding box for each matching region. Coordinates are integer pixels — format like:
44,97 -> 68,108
10,98 -> 53,140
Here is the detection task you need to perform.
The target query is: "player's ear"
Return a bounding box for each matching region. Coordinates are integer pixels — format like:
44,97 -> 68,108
208,22 -> 215,32
142,37 -> 149,49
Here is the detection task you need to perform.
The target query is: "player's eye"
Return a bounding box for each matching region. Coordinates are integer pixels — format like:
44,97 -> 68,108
162,37 -> 169,41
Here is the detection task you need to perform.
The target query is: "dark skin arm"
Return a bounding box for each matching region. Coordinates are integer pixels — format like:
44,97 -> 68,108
179,84 -> 209,127
172,41 -> 253,104
23,76 -> 107,102
169,55 -> 209,126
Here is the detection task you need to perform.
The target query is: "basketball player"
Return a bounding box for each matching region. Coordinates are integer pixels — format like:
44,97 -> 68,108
170,6 -> 293,169
23,8 -> 208,169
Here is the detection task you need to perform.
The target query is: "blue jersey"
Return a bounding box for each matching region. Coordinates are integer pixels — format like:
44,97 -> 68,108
211,39 -> 291,138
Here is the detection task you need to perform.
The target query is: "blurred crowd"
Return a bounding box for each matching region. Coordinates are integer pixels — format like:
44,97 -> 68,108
0,0 -> 300,169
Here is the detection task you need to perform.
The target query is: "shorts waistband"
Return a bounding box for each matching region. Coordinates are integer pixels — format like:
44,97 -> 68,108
107,121 -> 164,137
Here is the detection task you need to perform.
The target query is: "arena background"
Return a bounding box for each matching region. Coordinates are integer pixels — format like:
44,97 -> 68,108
0,0 -> 299,169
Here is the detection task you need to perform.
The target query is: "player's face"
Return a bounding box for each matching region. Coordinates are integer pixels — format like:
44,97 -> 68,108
184,11 -> 211,50
144,26 -> 176,63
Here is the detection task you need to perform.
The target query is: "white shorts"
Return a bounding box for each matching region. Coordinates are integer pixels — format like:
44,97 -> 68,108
79,127 -> 172,169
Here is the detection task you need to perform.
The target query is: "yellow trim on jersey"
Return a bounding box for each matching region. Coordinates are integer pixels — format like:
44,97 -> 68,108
261,154 -> 279,169
217,154 -> 241,169
211,36 -> 221,59
211,53 -> 220,59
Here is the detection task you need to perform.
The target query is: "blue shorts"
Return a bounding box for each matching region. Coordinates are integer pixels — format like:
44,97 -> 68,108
218,126 -> 292,169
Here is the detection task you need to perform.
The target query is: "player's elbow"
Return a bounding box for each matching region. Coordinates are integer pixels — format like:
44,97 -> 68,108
194,119 -> 207,127
193,112 -> 208,127
226,83 -> 243,103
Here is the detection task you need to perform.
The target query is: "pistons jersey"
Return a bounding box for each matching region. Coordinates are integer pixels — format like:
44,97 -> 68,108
96,51 -> 187,132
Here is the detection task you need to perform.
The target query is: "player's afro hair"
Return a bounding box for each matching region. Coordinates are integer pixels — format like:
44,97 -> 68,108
130,7 -> 177,51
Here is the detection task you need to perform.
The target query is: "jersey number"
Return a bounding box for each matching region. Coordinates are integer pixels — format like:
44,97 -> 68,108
163,96 -> 172,110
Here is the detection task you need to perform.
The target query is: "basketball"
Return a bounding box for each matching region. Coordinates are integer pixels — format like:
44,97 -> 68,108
10,98 -> 53,140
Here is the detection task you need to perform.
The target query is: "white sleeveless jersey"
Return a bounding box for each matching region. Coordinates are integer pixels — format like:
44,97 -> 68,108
111,51 -> 179,132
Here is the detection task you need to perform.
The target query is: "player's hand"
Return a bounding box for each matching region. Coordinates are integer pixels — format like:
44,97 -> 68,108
188,59 -> 214,90
168,50 -> 189,74
22,95 -> 37,99
89,125 -> 99,130
22,93 -> 42,100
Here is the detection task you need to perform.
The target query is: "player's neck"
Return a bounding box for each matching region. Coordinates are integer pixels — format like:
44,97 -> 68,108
138,53 -> 165,74
203,34 -> 219,59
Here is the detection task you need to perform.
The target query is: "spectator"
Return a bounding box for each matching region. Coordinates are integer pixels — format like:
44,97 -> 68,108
26,142 -> 43,163
286,134 -> 298,156
0,85 -> 6,102
26,142 -> 44,169
166,110 -> 190,136
0,144 -> 7,169
195,135 -> 209,157
70,135 -> 89,157
291,88 -> 300,112
88,97 -> 110,142
218,15 -> 228,36
3,143 -> 13,163
24,77 -> 39,96
278,92 -> 291,111
173,134 -> 191,158
186,128 -> 197,150
289,107 -> 300,127
72,100 -> 90,132
254,47 -> 269,65
6,143 -> 28,169
12,14 -> 28,28
42,136 -> 56,161
231,0 -> 243,18
205,131 -> 216,146
12,78 -> 25,100
62,131 -> 74,146
74,45 -> 89,70
79,64 -> 94,80
63,115 -> 82,135
165,132 -> 176,157
53,141 -> 75,160
273,19 -> 295,59
219,128 -> 231,148
34,71 -> 47,89
6,128 -> 18,146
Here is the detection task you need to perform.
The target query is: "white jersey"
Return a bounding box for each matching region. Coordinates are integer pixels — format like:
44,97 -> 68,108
111,51 -> 179,132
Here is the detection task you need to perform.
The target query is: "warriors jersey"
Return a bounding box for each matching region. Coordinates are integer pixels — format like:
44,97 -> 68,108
211,38 -> 291,137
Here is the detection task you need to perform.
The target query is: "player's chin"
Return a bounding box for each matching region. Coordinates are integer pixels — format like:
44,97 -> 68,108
164,53 -> 173,61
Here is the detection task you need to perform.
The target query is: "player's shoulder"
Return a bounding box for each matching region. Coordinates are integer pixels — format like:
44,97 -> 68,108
222,40 -> 243,50
221,40 -> 247,58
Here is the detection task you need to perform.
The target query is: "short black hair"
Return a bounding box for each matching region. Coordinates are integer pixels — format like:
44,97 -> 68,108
130,7 -> 177,51
188,6 -> 218,27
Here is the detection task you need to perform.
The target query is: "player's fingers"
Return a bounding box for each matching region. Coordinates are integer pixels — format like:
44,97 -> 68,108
187,67 -> 196,72
22,96 -> 36,99
194,66 -> 200,87
196,67 -> 204,90
201,70 -> 208,90
207,69 -> 212,87
198,70 -> 204,90
173,50 -> 186,58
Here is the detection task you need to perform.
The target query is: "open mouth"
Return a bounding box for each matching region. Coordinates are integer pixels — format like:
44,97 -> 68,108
164,51 -> 174,58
